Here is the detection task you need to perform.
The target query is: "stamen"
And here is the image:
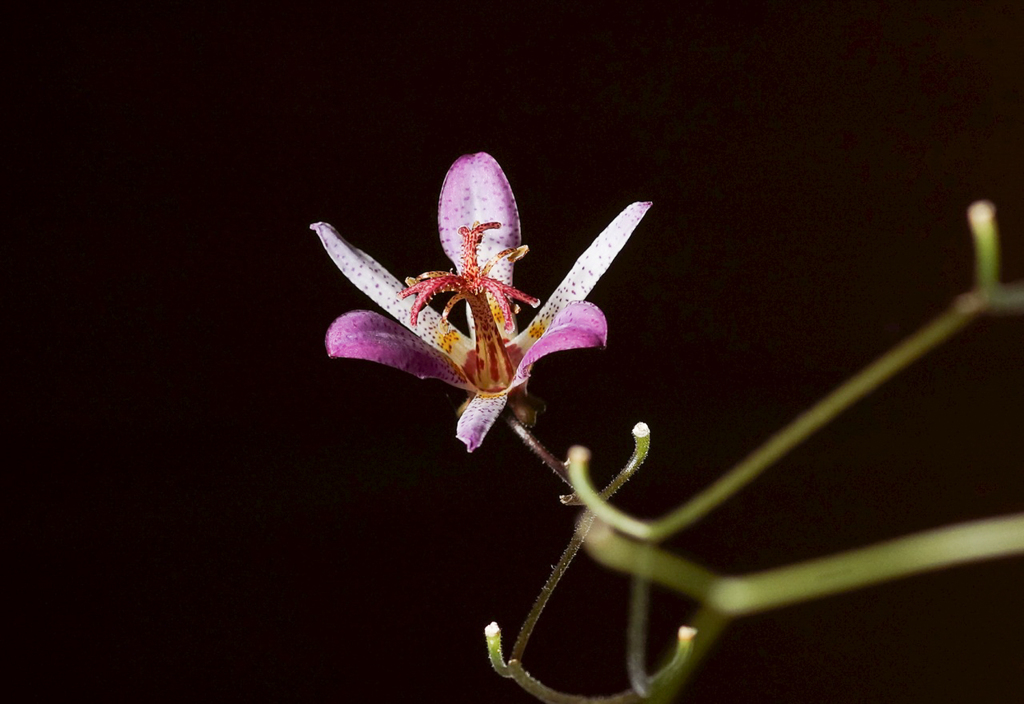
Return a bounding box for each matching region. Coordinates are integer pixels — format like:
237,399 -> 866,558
440,293 -> 467,330
480,245 -> 530,277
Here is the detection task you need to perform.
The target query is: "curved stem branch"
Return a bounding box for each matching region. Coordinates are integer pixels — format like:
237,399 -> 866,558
569,303 -> 980,542
486,623 -> 698,704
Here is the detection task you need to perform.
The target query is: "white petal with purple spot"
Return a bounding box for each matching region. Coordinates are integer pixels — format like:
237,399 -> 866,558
456,394 -> 509,452
513,201 -> 650,353
312,221 -> 471,359
437,153 -> 521,286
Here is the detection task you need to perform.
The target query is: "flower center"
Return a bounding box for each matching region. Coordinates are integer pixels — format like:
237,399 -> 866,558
398,221 -> 540,392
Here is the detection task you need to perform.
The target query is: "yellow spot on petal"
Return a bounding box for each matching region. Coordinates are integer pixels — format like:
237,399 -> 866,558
489,297 -> 506,329
528,321 -> 547,339
436,328 -> 460,353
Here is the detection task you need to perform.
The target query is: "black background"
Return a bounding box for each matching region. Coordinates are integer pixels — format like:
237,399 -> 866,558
9,3 -> 1024,702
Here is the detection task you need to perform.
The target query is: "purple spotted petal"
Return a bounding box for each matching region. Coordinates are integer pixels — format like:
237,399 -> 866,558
511,302 -> 607,388
514,202 -> 650,352
326,310 -> 471,389
456,394 -> 508,452
312,221 -> 472,358
437,153 -> 521,285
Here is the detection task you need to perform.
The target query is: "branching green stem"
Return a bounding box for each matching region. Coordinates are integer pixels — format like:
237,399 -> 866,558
626,570 -> 652,696
510,423 -> 655,662
489,424 -> 664,702
510,512 -> 593,662
486,621 -> 697,704
491,201 -> 1022,702
569,300 -> 981,542
585,512 -> 1024,615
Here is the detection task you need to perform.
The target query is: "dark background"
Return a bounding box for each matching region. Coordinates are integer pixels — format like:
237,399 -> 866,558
9,3 -> 1024,702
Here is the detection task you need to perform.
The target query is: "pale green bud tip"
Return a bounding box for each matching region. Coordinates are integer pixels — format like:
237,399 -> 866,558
678,625 -> 698,641
568,445 -> 591,464
485,622 -> 501,638
968,200 -> 996,228
632,422 -> 650,438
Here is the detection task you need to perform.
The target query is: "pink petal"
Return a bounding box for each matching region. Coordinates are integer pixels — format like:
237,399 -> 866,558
513,202 -> 651,353
312,222 -> 473,363
326,310 -> 471,389
456,394 -> 508,452
437,153 -> 521,286
511,302 -> 608,387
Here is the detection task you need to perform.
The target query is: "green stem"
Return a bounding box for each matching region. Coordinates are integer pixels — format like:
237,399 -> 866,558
968,200 -> 1000,296
507,661 -> 644,704
626,571 -> 652,696
489,628 -> 697,704
584,512 -> 1024,617
708,511 -> 1024,615
484,622 -> 512,678
510,513 -> 594,662
569,302 -> 981,542
569,447 -> 652,538
989,283 -> 1024,312
645,608 -> 730,704
583,520 -> 719,601
509,425 -> 655,663
562,422 -> 651,506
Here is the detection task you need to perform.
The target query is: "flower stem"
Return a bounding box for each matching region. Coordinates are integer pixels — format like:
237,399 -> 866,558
504,411 -> 572,487
585,511 -> 1024,619
491,425 -> 661,699
510,513 -> 594,662
646,300 -> 980,540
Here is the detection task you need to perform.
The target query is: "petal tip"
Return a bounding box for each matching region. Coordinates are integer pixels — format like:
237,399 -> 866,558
456,425 -> 482,452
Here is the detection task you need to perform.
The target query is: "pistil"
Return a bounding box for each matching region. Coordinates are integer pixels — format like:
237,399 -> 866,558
398,220 -> 540,392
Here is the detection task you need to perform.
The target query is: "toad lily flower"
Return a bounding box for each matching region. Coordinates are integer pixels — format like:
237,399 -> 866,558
312,152 -> 650,452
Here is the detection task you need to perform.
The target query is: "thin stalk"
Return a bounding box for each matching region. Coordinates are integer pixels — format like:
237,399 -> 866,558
582,521 -> 719,602
505,411 -> 572,487
583,511 -> 1024,617
486,621 -> 698,704
511,512 -> 594,662
626,572 -> 652,696
708,511 -> 1024,615
569,301 -> 981,542
646,608 -> 730,704
506,426 -> 657,673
